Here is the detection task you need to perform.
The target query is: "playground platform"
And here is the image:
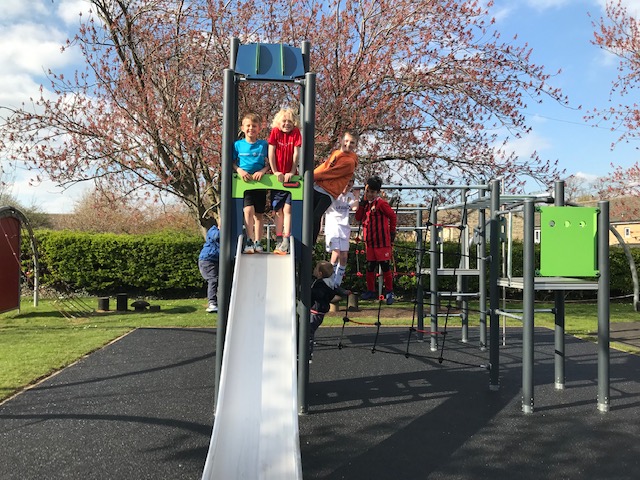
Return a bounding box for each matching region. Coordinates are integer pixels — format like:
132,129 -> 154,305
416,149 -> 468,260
1,325 -> 639,479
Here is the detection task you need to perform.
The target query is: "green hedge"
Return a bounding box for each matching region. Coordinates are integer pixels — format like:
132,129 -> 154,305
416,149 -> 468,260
25,232 -> 640,299
33,231 -> 204,297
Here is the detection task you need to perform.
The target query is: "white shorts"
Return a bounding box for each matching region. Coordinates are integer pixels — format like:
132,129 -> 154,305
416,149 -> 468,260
326,236 -> 350,252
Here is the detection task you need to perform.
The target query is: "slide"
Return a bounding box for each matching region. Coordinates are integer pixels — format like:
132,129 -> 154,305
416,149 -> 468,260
201,238 -> 302,480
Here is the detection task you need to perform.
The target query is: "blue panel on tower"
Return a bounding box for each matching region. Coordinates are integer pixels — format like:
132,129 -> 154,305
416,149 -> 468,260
235,43 -> 306,81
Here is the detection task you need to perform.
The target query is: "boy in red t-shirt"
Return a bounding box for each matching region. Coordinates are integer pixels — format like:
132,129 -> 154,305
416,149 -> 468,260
355,176 -> 397,304
268,108 -> 302,254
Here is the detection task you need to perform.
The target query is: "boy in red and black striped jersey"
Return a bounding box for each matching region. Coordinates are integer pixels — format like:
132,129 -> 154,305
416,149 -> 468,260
355,176 -> 397,305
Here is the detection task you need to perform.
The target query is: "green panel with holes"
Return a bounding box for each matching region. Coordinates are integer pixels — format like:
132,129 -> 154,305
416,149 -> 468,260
538,206 -> 599,277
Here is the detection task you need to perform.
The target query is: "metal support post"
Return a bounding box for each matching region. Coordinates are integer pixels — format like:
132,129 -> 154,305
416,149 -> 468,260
478,188 -> 487,351
488,180 -> 501,390
459,189 -> 469,343
597,200 -> 610,412
215,67 -> 237,405
416,209 -> 425,341
298,71 -> 316,415
429,204 -> 439,351
522,200 -> 535,414
554,180 -> 566,390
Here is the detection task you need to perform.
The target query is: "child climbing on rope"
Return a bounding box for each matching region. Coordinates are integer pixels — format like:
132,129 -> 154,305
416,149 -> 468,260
268,108 -> 302,254
233,112 -> 270,253
355,175 -> 397,305
310,260 -> 350,360
312,132 -> 359,243
323,178 -> 359,287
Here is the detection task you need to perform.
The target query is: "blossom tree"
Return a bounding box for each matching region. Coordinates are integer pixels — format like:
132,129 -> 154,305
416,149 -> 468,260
591,0 -> 640,197
0,0 -> 567,230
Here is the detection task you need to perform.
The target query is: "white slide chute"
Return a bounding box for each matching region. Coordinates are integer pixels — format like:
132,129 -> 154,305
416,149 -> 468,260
201,238 -> 302,480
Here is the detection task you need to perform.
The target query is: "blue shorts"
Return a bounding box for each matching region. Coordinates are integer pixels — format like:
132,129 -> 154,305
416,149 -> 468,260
271,190 -> 292,211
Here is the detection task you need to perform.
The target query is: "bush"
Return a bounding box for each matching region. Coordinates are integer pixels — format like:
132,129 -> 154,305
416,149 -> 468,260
24,232 -> 640,300
34,230 -> 204,297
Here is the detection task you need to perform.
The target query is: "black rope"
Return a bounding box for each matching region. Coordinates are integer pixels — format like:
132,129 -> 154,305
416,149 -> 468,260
338,315 -> 349,349
335,189 -> 482,367
371,298 -> 384,353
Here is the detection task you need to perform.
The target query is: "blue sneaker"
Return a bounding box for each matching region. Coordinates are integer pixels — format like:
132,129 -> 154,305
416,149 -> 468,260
360,290 -> 377,300
385,291 -> 394,305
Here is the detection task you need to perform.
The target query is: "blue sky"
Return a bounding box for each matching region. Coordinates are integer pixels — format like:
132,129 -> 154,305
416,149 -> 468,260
0,0 -> 87,213
493,0 -> 640,189
1,0 -> 640,212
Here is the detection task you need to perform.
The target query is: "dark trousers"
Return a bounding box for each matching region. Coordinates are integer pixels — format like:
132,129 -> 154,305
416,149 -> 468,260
198,259 -> 219,304
313,190 -> 333,243
309,311 -> 326,354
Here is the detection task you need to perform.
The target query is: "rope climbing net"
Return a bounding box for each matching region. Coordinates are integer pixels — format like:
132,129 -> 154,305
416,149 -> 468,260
316,186 -> 490,369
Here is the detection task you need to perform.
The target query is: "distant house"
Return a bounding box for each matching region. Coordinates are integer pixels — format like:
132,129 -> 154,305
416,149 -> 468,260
606,196 -> 640,246
553,196 -> 640,247
391,195 -> 640,247
497,196 -> 640,247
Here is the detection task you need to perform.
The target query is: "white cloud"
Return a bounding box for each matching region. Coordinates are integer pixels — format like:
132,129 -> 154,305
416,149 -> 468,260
491,5 -> 514,23
0,0 -> 48,21
0,0 -> 90,25
0,19 -> 83,118
572,171 -> 599,182
595,0 -> 640,17
525,0 -> 575,10
0,23 -> 73,76
493,0 -> 640,18
57,0 -> 92,26
8,169 -> 89,213
493,0 -> 583,16
593,47 -> 619,70
0,2 -> 89,213
0,74 -> 44,108
503,131 -> 552,159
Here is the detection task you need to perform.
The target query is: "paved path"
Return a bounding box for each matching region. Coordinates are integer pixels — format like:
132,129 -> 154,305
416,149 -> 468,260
610,321 -> 640,350
0,325 -> 639,479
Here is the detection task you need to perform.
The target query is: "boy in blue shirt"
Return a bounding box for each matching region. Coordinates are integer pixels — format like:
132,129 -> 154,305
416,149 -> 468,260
233,113 -> 269,253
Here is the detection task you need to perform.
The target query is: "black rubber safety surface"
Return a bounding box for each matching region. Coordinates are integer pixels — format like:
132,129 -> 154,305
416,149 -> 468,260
1,325 -> 639,479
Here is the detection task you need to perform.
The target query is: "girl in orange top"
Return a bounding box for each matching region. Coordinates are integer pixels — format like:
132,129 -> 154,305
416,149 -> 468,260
312,132 -> 359,242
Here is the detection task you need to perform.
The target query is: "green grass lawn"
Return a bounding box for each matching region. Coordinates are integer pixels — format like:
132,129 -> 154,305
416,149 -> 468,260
0,297 -> 215,401
1,296 -> 639,402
